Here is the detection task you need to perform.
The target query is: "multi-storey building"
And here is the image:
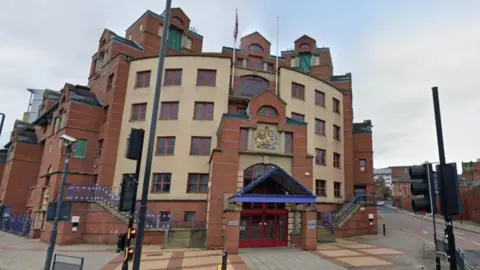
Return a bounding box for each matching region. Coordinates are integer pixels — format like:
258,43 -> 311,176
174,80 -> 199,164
374,168 -> 392,187
0,8 -> 375,251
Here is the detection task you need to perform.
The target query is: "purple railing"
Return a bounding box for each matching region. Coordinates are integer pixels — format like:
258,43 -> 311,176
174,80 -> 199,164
66,184 -> 170,229
0,214 -> 31,236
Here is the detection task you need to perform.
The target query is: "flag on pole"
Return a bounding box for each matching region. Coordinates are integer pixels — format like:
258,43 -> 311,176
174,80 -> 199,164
233,9 -> 239,41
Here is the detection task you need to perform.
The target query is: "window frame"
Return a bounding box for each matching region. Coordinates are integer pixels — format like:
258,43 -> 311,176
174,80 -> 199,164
333,125 -> 341,140
334,182 -> 341,198
164,69 -> 183,86
333,98 -> 341,114
131,103 -> 147,121
73,139 -> 88,159
315,148 -> 326,165
315,179 -> 326,197
135,71 -> 151,88
315,119 -> 325,136
151,173 -> 172,193
190,137 -> 212,156
291,112 -> 305,122
333,152 -> 341,168
240,128 -> 249,150
315,90 -> 325,107
291,82 -> 305,100
285,132 -> 293,154
196,69 -> 217,86
156,136 -> 176,155
193,102 -> 214,120
159,102 -> 179,120
258,106 -> 278,116
186,173 -> 209,193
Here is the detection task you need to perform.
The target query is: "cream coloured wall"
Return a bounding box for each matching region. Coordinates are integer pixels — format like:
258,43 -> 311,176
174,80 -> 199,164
113,56 -> 231,200
278,68 -> 345,203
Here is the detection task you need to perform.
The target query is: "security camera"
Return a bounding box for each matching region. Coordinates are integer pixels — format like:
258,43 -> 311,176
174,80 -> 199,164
60,134 -> 77,144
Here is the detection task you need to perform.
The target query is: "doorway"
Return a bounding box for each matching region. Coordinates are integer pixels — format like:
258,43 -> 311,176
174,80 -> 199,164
239,210 -> 287,248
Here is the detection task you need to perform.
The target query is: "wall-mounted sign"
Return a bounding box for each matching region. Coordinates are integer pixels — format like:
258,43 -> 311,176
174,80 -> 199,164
228,220 -> 239,226
307,219 -> 316,229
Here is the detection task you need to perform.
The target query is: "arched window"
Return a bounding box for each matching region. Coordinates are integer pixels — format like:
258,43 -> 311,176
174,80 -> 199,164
243,164 -> 276,186
172,16 -> 184,26
248,43 -> 264,53
299,43 -> 311,50
258,106 -> 278,116
239,75 -> 269,97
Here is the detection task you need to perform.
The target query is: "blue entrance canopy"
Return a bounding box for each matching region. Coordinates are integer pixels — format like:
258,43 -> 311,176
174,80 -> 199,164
229,167 -> 316,204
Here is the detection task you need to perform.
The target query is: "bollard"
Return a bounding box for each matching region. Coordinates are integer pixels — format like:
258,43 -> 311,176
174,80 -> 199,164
221,252 -> 228,270
383,224 -> 386,236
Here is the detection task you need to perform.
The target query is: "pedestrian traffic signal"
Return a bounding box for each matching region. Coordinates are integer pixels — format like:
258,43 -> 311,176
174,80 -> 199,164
127,228 -> 137,239
410,163 -> 436,214
125,247 -> 134,261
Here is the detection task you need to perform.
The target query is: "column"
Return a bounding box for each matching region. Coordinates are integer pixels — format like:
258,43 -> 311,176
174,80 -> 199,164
224,204 -> 242,254
299,205 -> 317,251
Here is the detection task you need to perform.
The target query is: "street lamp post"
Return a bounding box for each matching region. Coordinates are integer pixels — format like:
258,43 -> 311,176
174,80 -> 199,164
43,140 -> 74,270
0,113 -> 5,138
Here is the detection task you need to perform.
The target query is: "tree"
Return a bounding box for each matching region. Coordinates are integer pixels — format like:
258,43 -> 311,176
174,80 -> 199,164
374,177 -> 390,200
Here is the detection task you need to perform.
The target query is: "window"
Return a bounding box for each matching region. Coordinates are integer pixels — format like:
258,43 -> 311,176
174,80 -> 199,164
97,139 -> 103,157
248,44 -> 264,53
315,148 -> 326,165
258,106 -> 278,116
131,103 -> 147,121
184,211 -> 196,222
193,102 -> 214,120
299,54 -> 312,73
333,153 -> 341,168
196,70 -> 216,86
290,57 -> 299,68
240,128 -> 249,150
187,174 -> 209,193
135,71 -> 151,88
291,83 -> 305,100
333,125 -> 341,140
315,180 -> 326,197
315,90 -> 325,107
315,119 -> 325,136
334,182 -> 341,198
360,159 -> 366,172
182,35 -> 192,49
159,102 -> 179,120
333,98 -> 341,114
247,56 -> 263,69
299,43 -> 311,50
190,137 -> 211,156
168,27 -> 183,52
156,137 -> 175,155
107,73 -> 114,91
285,132 -> 293,154
238,76 -> 269,97
151,173 -> 171,193
164,69 -> 182,86
73,139 -> 87,159
291,112 -> 305,122
103,105 -> 108,122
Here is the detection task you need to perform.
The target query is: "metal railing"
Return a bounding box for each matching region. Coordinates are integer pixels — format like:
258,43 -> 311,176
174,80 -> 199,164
0,214 -> 31,236
52,254 -> 84,270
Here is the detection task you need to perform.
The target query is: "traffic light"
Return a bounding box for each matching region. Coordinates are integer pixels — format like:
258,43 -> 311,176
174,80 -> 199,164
124,247 -> 134,261
126,128 -> 145,160
410,163 -> 436,214
127,228 -> 137,239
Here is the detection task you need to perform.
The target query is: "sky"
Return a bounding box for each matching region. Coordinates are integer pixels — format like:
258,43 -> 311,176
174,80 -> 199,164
0,0 -> 479,171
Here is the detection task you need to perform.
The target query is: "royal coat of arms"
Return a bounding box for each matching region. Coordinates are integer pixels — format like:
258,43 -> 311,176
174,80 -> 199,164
255,126 -> 277,149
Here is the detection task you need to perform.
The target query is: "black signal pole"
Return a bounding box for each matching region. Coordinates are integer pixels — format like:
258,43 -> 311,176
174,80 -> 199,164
0,113 -> 5,138
122,130 -> 144,270
432,86 -> 457,270
132,0 -> 172,269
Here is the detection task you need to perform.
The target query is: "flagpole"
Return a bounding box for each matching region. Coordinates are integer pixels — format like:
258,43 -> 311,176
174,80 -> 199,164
231,9 -> 238,90
275,16 -> 279,95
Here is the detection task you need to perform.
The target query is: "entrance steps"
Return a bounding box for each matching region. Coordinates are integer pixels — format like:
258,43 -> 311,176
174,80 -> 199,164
166,229 -> 191,249
317,226 -> 336,243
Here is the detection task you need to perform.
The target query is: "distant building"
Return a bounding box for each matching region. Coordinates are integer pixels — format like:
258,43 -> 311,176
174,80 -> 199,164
374,168 -> 392,187
22,89 -> 47,123
462,159 -> 480,181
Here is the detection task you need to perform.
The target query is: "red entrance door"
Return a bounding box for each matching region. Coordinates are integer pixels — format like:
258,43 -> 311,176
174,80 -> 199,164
239,210 -> 287,248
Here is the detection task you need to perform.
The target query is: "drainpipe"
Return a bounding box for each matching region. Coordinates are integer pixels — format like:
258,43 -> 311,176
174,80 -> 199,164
0,113 -> 5,138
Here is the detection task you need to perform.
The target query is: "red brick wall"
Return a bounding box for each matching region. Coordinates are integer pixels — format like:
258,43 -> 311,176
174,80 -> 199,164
335,206 -> 378,237
352,132 -> 374,193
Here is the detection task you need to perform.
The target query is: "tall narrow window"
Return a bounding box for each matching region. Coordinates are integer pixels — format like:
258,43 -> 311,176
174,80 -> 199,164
315,148 -> 326,165
291,83 -> 305,100
315,90 -> 325,107
334,182 -> 341,198
193,102 -> 214,120
107,73 -> 114,91
333,125 -> 341,140
315,119 -> 325,136
333,153 -> 341,168
97,139 -> 103,157
73,139 -> 88,159
315,180 -> 326,197
240,128 -> 249,150
285,132 -> 293,154
333,98 -> 341,114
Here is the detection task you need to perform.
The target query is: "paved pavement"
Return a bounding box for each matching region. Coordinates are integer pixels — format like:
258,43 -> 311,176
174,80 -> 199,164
0,231 -> 118,270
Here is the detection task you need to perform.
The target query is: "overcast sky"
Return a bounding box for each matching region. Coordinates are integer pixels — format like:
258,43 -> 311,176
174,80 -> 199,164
0,1 -> 479,170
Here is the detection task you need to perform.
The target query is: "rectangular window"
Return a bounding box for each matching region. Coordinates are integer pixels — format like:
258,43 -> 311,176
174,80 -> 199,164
97,139 -> 103,157
159,102 -> 179,120
151,173 -> 171,193
285,132 -> 293,154
103,105 -> 108,122
333,98 -> 341,114
333,153 -> 341,168
334,182 -> 341,198
159,211 -> 170,222
315,119 -> 325,136
360,159 -> 366,172
107,73 -> 114,91
315,90 -> 325,107
131,103 -> 147,121
315,180 -> 326,197
193,102 -> 214,120
291,82 -> 305,100
240,128 -> 249,150
184,211 -> 196,222
73,139 -> 87,159
315,148 -> 326,165
164,69 -> 182,86
156,137 -> 175,155
247,56 -> 263,69
190,137 -> 211,156
135,71 -> 151,88
187,174 -> 209,193
333,125 -> 341,140
291,112 -> 305,122
196,69 -> 217,86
